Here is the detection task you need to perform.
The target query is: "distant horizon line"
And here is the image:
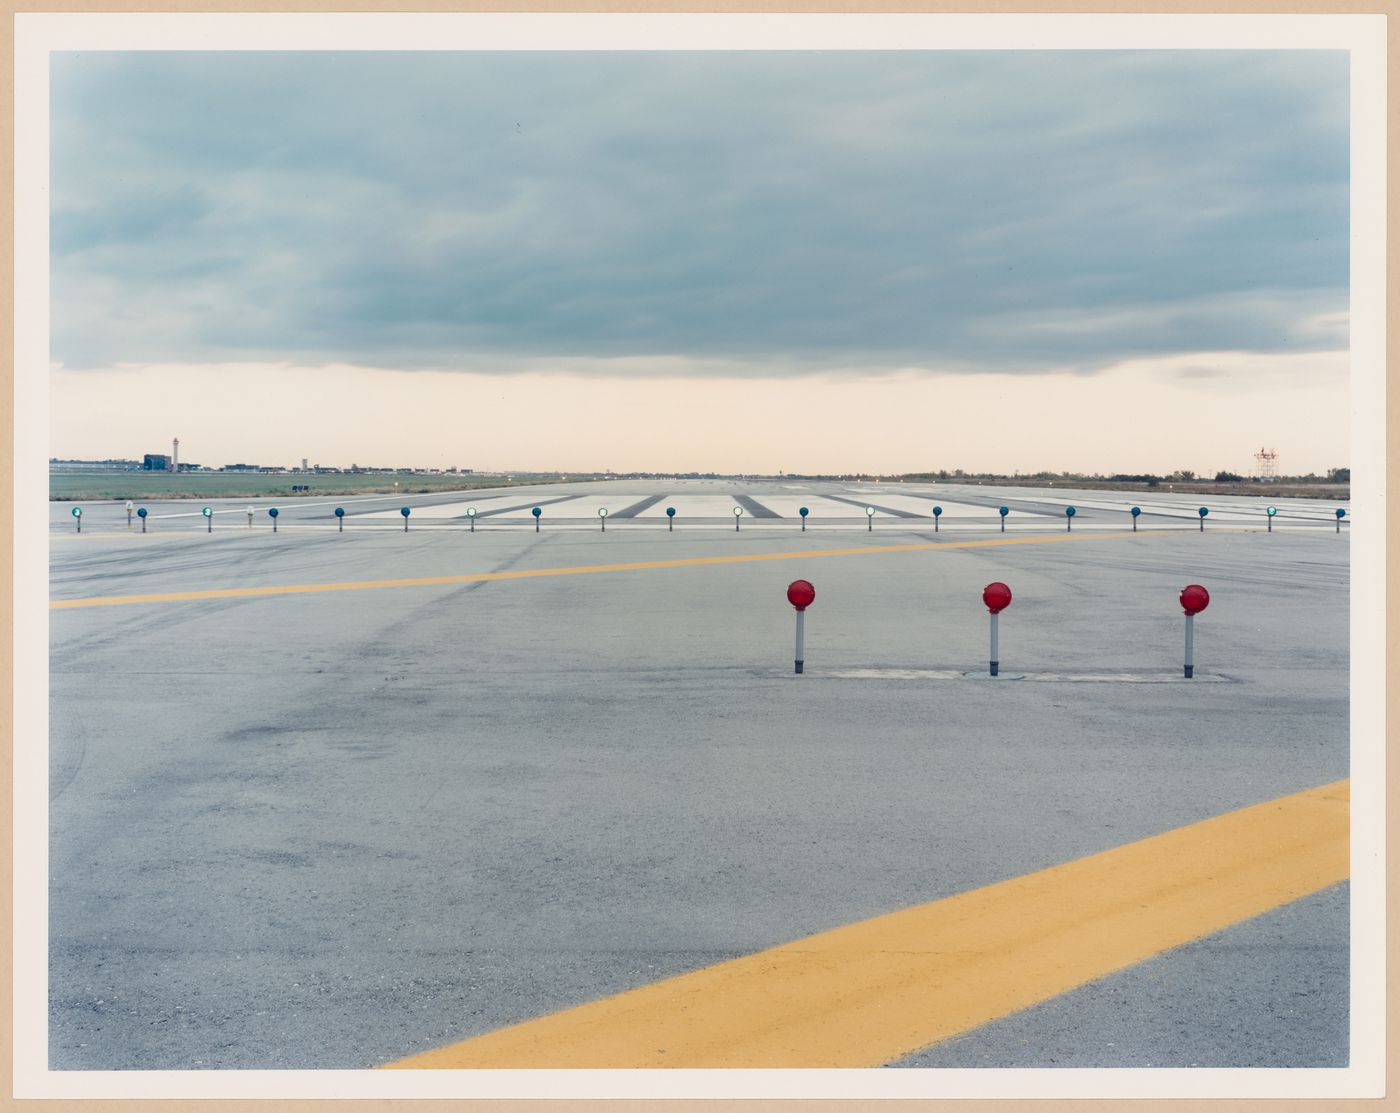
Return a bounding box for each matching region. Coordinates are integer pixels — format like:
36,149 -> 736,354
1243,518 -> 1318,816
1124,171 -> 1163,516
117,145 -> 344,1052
48,459 -> 1350,484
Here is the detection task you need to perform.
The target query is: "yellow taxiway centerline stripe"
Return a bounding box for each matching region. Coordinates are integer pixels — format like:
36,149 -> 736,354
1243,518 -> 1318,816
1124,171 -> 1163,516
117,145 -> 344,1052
384,779 -> 1349,1069
51,530 -> 1157,610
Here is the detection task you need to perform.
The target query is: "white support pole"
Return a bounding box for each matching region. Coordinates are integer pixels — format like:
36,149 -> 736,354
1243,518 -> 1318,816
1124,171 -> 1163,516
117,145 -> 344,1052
1184,614 -> 1194,679
990,612 -> 1000,677
795,611 -> 805,674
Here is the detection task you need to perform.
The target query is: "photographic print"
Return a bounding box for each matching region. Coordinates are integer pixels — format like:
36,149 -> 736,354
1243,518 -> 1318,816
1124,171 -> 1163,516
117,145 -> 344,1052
16,10 -> 1385,1101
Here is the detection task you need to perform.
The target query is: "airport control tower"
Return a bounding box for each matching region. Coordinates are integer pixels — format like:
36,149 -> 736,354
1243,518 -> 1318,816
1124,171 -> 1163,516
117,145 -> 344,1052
172,437 -> 179,474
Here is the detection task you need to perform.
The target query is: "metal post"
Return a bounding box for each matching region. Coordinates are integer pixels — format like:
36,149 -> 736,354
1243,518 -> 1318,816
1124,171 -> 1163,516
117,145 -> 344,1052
1200,517 -> 1205,533
1000,517 -> 1005,532
127,509 -> 133,528
990,612 -> 999,677
207,515 -> 212,534
1133,517 -> 1137,532
339,517 -> 343,532
1184,614 -> 1194,679
273,517 -> 278,533
536,516 -> 540,532
669,517 -> 673,532
1066,516 -> 1072,532
1267,516 -> 1272,533
141,518 -> 147,534
794,610 -> 805,675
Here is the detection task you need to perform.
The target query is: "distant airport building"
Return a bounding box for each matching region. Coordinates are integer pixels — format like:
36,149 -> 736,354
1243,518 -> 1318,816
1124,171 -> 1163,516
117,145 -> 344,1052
50,458 -> 141,472
143,453 -> 171,471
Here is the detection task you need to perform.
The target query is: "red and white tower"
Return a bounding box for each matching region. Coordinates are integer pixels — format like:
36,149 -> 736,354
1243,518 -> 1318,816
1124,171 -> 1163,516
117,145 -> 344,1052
173,437 -> 180,474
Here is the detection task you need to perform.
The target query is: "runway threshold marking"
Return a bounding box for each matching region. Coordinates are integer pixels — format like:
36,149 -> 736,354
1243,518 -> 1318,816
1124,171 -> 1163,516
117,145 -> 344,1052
383,779 -> 1348,1069
50,530 -> 1154,610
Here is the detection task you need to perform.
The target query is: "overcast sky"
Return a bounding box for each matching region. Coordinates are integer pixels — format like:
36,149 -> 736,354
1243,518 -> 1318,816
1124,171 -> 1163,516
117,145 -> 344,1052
49,50 -> 1350,474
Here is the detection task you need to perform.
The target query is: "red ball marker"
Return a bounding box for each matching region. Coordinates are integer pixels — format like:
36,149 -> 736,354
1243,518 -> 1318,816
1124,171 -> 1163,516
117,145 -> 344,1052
983,582 -> 1012,675
787,579 -> 815,673
1179,584 -> 1209,677
787,580 -> 815,610
1180,584 -> 1209,616
983,582 -> 1012,614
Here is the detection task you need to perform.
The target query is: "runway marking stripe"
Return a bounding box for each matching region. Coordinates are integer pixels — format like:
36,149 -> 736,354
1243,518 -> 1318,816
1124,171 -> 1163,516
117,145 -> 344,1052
50,530 -> 1153,609
383,780 -> 1348,1069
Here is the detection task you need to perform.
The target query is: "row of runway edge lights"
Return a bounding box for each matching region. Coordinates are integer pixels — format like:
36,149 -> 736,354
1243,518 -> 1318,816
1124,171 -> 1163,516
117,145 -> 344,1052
785,579 -> 1213,680
77,502 -> 1350,533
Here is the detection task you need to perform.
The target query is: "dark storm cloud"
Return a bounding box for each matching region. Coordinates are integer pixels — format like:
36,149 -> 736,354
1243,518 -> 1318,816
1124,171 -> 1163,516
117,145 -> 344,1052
50,50 -> 1348,373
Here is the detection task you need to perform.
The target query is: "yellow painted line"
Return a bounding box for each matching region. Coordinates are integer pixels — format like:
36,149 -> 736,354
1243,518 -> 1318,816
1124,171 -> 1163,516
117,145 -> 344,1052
51,529 -> 1157,610
384,780 -> 1349,1069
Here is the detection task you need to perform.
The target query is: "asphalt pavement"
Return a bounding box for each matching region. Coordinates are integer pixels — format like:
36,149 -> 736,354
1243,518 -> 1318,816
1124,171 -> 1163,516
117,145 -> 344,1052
45,479 -> 1350,1070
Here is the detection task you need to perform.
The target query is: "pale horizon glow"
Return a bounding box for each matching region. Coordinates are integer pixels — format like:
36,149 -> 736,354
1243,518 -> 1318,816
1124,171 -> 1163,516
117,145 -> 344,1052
52,350 -> 1348,477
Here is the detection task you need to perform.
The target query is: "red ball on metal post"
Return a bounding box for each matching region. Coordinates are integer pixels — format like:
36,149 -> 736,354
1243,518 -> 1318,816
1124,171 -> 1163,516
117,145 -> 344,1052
787,579 -> 815,673
1179,584 -> 1210,678
982,582 -> 1012,675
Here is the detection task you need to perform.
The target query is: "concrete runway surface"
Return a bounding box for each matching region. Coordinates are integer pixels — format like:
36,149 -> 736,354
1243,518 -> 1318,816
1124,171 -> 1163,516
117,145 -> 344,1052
47,479 -> 1349,1070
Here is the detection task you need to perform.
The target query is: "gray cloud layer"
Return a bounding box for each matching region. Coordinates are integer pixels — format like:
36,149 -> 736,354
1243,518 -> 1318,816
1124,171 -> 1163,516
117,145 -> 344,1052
51,51 -> 1348,374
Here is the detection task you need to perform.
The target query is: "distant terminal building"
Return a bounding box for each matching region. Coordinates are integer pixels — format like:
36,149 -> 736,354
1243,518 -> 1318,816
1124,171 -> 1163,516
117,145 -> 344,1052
140,453 -> 203,472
